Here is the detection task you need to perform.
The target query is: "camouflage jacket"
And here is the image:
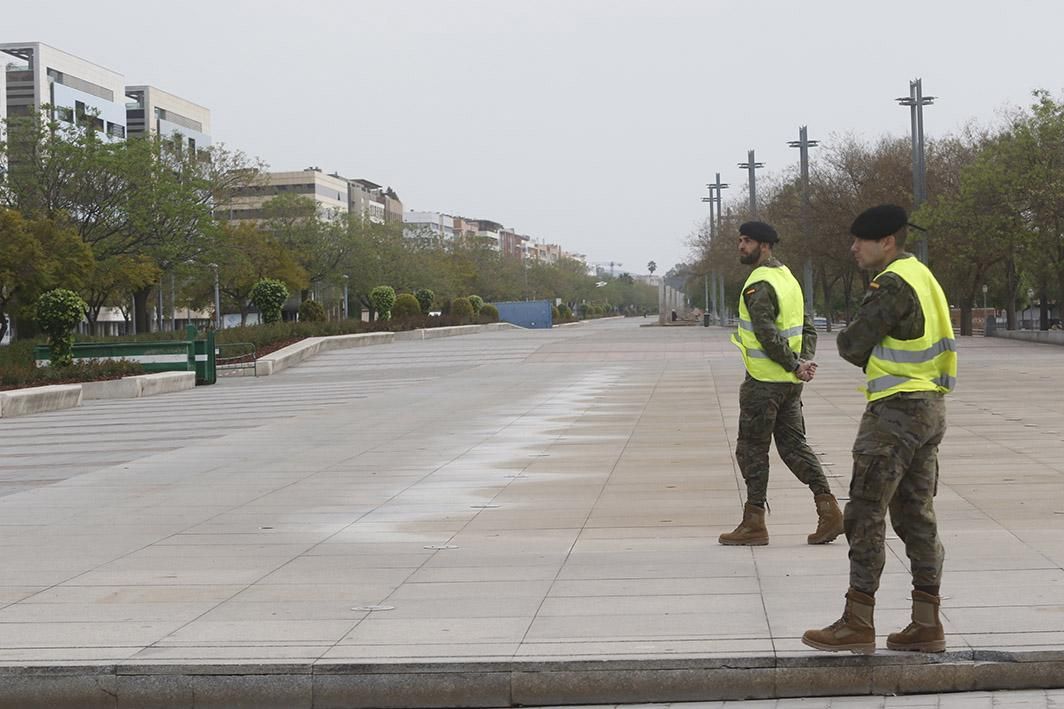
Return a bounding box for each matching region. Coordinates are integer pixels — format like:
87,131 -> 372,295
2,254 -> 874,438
837,253 -> 925,370
743,256 -> 817,372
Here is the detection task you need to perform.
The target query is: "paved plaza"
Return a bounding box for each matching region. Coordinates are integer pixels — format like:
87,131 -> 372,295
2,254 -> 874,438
1,318 -> 1063,706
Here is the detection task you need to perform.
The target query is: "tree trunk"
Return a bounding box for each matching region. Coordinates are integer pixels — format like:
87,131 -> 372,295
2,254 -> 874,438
959,303 -> 972,336
1005,256 -> 1017,330
0,311 -> 8,343
1040,285 -> 1050,330
133,286 -> 153,334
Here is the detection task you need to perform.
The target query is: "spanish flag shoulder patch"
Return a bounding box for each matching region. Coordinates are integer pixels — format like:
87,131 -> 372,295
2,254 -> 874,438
745,287 -> 757,295
869,282 -> 880,289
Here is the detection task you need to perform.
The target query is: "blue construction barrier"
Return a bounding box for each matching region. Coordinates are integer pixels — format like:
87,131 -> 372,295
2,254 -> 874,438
492,300 -> 553,329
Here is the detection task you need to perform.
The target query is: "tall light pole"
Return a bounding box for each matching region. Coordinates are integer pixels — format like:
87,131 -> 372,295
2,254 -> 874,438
703,175 -> 729,323
738,150 -> 764,218
208,263 -> 221,330
897,78 -> 935,264
342,274 -> 350,320
788,126 -> 819,313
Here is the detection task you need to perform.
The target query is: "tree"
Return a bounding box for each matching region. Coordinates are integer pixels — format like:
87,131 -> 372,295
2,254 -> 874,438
80,255 -> 159,335
370,285 -> 397,320
0,209 -> 93,341
202,221 -> 307,325
414,288 -> 435,314
647,260 -> 657,274
249,278 -> 289,324
35,289 -> 88,367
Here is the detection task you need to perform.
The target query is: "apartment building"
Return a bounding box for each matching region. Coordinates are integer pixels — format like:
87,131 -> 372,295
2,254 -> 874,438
0,67 -> 6,130
526,241 -> 564,264
403,210 -> 455,241
1,42 -> 127,140
498,228 -> 528,260
225,168 -> 350,223
125,85 -> 210,156
348,179 -> 387,224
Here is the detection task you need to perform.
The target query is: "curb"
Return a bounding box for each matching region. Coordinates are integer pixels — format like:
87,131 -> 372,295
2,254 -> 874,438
254,323 -> 522,376
0,384 -> 81,418
0,372 -> 196,419
2,652 -> 1062,708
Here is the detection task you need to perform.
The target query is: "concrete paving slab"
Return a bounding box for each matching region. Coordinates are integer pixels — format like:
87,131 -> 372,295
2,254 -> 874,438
2,321 -> 1064,706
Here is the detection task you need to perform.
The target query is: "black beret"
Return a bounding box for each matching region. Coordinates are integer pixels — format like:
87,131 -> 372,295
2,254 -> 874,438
739,221 -> 779,244
850,204 -> 908,240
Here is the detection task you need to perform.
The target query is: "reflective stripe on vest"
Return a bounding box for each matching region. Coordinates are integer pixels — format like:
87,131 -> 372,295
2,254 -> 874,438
863,257 -> 957,401
730,264 -> 804,383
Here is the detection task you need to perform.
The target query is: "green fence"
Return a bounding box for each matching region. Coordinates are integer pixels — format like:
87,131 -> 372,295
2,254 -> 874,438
34,326 -> 217,385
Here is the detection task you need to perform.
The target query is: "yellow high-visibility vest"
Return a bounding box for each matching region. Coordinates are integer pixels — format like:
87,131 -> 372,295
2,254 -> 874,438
731,264 -> 804,383
864,257 -> 957,401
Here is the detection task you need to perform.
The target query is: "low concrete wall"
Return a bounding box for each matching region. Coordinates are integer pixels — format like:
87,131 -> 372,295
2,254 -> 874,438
1,652 -> 1063,708
80,377 -> 142,400
255,332 -> 395,376
393,323 -> 519,342
81,372 -> 196,400
0,384 -> 82,418
136,371 -> 196,397
257,325 -> 521,375
991,329 -> 1064,346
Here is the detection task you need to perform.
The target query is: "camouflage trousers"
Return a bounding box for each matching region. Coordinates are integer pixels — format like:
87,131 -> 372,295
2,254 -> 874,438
845,394 -> 947,594
735,377 -> 831,506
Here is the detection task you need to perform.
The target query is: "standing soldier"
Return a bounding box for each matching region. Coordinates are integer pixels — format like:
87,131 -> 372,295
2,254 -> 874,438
803,204 -> 956,654
719,221 -> 843,546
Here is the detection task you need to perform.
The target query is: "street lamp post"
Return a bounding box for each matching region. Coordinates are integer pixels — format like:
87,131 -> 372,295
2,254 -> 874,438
788,126 -> 819,314
342,274 -> 350,320
703,175 -> 729,323
737,150 -> 764,218
897,78 -> 935,264
208,263 -> 221,330
982,283 -> 988,311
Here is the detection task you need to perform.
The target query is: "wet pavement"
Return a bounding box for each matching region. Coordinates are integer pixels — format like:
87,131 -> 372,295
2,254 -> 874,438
1,318 -> 1062,705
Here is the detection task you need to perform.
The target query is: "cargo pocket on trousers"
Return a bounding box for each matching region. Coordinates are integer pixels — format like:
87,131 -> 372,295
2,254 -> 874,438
850,454 -> 891,503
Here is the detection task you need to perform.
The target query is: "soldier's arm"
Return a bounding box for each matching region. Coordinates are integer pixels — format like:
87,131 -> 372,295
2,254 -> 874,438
745,282 -> 800,372
836,273 -> 910,369
801,310 -> 817,360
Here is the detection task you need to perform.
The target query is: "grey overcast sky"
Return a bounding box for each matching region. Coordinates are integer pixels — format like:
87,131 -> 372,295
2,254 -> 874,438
5,0 -> 1064,273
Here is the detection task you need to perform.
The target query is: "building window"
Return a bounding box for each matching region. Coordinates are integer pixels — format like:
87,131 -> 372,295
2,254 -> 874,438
55,105 -> 74,123
106,122 -> 125,139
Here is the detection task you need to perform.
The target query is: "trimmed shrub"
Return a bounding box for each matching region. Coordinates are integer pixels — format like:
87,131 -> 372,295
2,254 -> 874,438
558,304 -> 572,320
414,288 -> 435,314
250,278 -> 289,324
370,285 -> 396,320
479,303 -> 499,323
392,293 -> 421,319
451,296 -> 474,323
438,297 -> 452,315
35,288 -> 87,367
551,305 -> 560,321
468,294 -> 484,314
298,299 -> 326,322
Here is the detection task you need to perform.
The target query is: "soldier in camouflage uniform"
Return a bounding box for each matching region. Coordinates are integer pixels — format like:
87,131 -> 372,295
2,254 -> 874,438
803,205 -> 956,655
719,221 -> 844,547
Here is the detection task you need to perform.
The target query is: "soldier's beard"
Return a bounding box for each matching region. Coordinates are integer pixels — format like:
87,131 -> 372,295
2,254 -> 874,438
740,251 -> 760,265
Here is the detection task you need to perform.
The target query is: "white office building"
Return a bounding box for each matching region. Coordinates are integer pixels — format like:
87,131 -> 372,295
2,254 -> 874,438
403,210 -> 455,241
1,42 -> 127,140
125,85 -> 211,156
225,168 -> 350,223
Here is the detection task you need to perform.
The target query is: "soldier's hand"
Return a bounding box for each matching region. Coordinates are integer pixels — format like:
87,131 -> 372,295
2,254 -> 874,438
796,360 -> 817,382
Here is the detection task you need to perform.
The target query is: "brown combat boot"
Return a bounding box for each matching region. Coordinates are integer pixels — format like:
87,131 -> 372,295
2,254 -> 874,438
807,493 -> 844,545
886,590 -> 946,652
718,503 -> 768,546
802,589 -> 876,655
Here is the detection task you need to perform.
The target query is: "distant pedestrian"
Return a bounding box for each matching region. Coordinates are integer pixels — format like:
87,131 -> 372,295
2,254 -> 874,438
719,221 -> 843,547
803,205 -> 956,655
